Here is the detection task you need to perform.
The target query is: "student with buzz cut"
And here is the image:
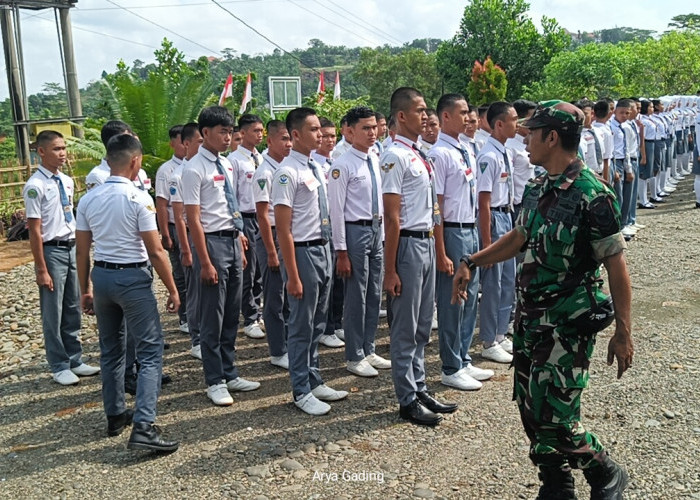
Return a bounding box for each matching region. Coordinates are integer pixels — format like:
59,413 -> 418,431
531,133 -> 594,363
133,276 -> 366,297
228,114 -> 265,340
23,130 -> 99,386
271,107 -> 348,416
252,119 -> 293,370
182,106 -> 260,407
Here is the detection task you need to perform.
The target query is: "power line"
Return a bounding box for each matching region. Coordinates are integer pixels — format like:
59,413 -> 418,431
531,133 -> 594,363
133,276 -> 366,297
77,0 -> 269,10
309,0 -> 404,46
210,0 -> 320,75
286,0 -> 380,47
325,0 -> 404,46
103,0 -> 220,56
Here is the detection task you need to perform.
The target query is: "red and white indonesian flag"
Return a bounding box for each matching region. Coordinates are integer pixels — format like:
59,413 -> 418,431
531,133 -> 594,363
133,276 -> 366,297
218,72 -> 233,106
317,72 -> 326,103
333,71 -> 340,100
239,72 -> 252,114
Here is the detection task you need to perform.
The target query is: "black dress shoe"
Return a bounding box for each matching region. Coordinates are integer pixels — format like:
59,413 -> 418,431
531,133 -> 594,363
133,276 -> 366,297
416,391 -> 458,414
695,202 -> 700,209
161,374 -> 172,385
399,399 -> 442,426
650,197 -> 665,204
107,409 -> 134,436
127,422 -> 179,452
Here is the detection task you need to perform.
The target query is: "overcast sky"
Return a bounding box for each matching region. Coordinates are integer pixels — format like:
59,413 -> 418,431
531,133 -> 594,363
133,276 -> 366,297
2,0 -> 697,100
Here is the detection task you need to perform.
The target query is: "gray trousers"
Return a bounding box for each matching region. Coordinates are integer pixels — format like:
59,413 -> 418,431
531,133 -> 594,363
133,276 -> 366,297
436,226 -> 480,375
186,234 -> 200,347
200,233 -> 242,387
343,223 -> 383,362
242,216 -> 262,326
390,236 -> 435,406
92,266 -> 163,424
39,245 -> 83,373
479,211 -> 515,344
167,223 -> 187,323
255,229 -> 288,357
283,243 -> 331,398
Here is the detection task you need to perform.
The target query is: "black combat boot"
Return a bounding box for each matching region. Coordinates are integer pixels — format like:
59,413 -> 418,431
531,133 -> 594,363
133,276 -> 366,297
536,466 -> 578,500
582,453 -> 629,500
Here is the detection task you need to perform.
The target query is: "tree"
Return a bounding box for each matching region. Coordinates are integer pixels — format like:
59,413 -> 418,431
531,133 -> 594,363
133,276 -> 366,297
668,13 -> 700,31
467,57 -> 508,105
353,48 -> 441,114
436,0 -> 570,100
303,94 -> 370,127
597,27 -> 655,44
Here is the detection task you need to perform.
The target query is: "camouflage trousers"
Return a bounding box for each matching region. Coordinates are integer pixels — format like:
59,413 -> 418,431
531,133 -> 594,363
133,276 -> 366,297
512,319 -> 606,470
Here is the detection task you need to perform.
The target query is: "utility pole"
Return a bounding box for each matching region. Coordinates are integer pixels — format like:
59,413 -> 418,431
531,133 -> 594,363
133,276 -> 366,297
58,6 -> 83,138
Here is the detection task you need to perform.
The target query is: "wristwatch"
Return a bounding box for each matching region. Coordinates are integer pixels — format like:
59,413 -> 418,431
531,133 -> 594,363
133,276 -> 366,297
460,254 -> 477,271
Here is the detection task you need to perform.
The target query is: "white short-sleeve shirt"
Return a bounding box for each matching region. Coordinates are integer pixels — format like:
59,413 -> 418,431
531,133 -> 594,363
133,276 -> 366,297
228,145 -> 261,213
86,158 -> 151,191
181,147 -> 236,233
23,165 -> 76,242
155,155 -> 182,224
380,135 -> 434,232
505,134 -> 535,205
252,153 -> 281,227
592,121 -> 613,161
428,132 -> 477,223
270,150 -> 325,242
76,176 -> 156,263
476,136 -> 513,208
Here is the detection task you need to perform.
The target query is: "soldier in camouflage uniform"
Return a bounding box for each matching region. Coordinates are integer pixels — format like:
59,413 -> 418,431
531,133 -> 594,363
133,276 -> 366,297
452,101 -> 634,500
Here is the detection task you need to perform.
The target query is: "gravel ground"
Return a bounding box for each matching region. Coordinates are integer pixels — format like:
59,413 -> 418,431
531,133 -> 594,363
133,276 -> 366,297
1,177 -> 699,500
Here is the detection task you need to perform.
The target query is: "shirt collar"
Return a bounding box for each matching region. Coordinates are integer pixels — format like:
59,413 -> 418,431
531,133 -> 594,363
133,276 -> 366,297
105,176 -> 132,184
37,165 -> 55,178
393,134 -> 419,150
199,147 -> 221,163
545,159 -> 584,192
349,146 -> 369,160
437,132 -> 461,149
289,149 -> 310,166
237,144 -> 257,157
262,153 -> 281,169
172,155 -> 183,165
486,135 -> 507,154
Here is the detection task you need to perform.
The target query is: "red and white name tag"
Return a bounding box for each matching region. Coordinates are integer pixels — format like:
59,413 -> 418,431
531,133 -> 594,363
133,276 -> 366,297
213,174 -> 225,188
143,178 -> 151,189
498,172 -> 509,183
464,168 -> 474,182
303,176 -> 320,191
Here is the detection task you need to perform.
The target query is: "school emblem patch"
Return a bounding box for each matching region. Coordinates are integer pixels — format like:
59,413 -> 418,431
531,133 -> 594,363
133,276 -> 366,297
331,168 -> 340,180
479,162 -> 488,174
278,174 -> 289,185
257,179 -> 266,190
26,188 -> 38,199
381,162 -> 395,172
169,186 -> 177,195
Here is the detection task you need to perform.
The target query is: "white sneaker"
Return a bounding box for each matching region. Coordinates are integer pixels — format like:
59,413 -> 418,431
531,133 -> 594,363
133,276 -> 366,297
366,352 -> 391,369
190,344 -> 202,360
71,363 -> 100,377
462,363 -> 494,381
663,186 -> 676,193
53,369 -> 80,386
632,223 -> 646,230
244,322 -> 265,339
432,310 -> 438,330
482,344 -> 513,364
347,358 -> 379,377
441,370 -> 482,391
378,309 -> 387,318
207,383 -> 233,406
270,353 -> 289,370
621,225 -> 638,236
311,384 -> 348,401
294,392 -> 331,416
179,321 -> 189,334
334,329 -> 345,341
319,334 -> 344,348
500,338 -> 513,354
226,377 -> 260,392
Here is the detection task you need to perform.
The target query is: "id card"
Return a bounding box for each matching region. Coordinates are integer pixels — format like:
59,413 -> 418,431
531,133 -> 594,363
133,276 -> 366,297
303,176 -> 320,191
213,174 -> 225,188
498,172 -> 509,183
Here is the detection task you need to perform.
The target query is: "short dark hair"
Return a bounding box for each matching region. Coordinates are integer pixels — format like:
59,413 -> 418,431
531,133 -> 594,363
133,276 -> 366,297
238,113 -> 263,129
387,114 -> 396,128
101,120 -> 133,148
640,100 -> 652,114
339,115 -> 348,127
425,108 -> 437,118
436,93 -> 467,120
318,117 -> 335,129
477,105 -> 489,117
168,125 -> 183,140
374,111 -> 385,122
616,98 -> 634,109
181,122 -> 199,143
36,130 -> 63,149
345,106 -> 375,127
486,101 -> 513,129
390,87 -> 423,117
575,99 -> 595,112
286,107 -> 317,133
512,99 -> 537,119
538,126 -> 579,153
266,119 -> 288,135
106,134 -> 142,169
593,100 -> 609,119
198,106 -> 234,133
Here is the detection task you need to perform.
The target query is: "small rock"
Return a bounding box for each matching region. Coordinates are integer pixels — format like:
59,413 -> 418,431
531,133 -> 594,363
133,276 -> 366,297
292,469 -> 309,479
670,363 -> 684,370
415,482 -> 430,490
324,443 -> 341,453
645,419 -> 661,427
288,449 -> 304,459
663,410 -> 675,419
414,488 -> 435,498
280,459 -> 303,471
302,443 -> 316,455
9,323 -> 18,331
245,465 -> 269,478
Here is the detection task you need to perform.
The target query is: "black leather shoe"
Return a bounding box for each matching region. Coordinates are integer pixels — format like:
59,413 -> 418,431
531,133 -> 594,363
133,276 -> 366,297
161,374 -> 172,385
107,409 -> 134,436
127,422 -> 179,452
650,197 -> 665,204
399,399 -> 442,426
416,391 -> 458,414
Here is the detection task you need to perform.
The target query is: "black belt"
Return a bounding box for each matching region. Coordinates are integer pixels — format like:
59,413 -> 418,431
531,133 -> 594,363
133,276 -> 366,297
443,221 -> 475,228
644,139 -> 655,142
242,212 -> 256,219
400,229 -> 433,239
43,239 -> 75,248
490,206 -> 511,213
205,230 -> 239,238
346,218 -> 382,226
294,239 -> 327,247
630,157 -> 638,161
94,260 -> 148,270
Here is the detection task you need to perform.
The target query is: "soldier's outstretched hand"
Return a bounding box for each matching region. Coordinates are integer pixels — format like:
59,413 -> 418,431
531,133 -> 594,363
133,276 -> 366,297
451,262 -> 471,305
607,327 -> 634,379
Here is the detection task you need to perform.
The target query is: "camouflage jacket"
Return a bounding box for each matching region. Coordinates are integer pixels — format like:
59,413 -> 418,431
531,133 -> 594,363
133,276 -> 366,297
514,159 -> 626,325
